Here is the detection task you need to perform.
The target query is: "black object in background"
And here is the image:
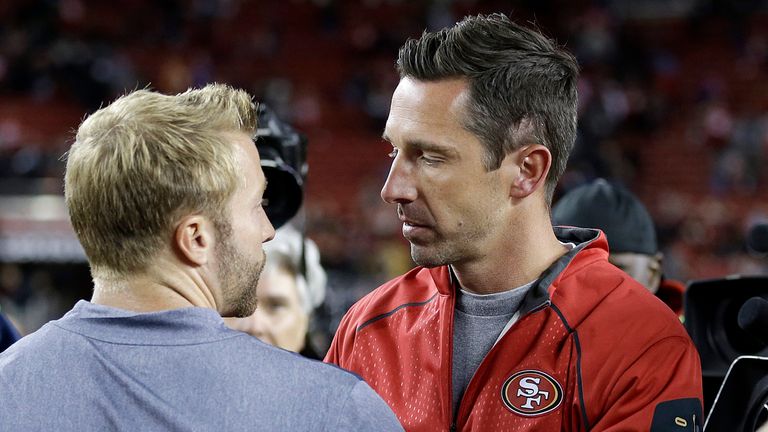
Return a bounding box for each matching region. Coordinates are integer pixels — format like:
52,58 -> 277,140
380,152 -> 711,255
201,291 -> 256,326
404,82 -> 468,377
685,276 -> 768,415
739,297 -> 768,346
747,223 -> 768,255
253,104 -> 308,229
704,356 -> 768,432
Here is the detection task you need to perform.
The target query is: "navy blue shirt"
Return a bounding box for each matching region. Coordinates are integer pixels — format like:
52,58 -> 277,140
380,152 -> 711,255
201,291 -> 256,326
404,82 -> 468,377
0,313 -> 20,353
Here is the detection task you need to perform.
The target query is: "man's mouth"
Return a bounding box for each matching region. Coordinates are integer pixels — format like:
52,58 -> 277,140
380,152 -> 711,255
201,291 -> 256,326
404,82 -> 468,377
400,218 -> 427,228
397,205 -> 430,228
399,214 -> 434,241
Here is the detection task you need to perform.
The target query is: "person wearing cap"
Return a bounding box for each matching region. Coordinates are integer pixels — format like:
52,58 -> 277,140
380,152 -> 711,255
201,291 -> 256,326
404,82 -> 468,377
226,224 -> 326,357
552,178 -> 685,316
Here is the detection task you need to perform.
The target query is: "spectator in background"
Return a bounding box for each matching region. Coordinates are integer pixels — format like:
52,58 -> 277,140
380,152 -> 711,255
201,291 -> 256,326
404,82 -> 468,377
226,224 -> 327,358
552,178 -> 686,316
0,84 -> 402,431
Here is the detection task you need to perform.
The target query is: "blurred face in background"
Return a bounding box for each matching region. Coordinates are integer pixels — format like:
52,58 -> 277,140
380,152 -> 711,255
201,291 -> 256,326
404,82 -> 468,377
609,252 -> 663,294
225,263 -> 309,352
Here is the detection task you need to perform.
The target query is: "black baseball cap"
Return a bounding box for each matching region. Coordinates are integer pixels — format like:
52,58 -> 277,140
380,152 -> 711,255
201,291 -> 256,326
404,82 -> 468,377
552,179 -> 658,255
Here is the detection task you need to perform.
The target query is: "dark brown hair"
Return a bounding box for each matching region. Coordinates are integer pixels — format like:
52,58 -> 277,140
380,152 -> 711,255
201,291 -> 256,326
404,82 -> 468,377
397,13 -> 578,203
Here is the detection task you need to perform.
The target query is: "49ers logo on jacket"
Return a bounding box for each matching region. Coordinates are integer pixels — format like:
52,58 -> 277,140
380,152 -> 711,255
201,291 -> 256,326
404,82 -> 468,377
501,370 -> 563,416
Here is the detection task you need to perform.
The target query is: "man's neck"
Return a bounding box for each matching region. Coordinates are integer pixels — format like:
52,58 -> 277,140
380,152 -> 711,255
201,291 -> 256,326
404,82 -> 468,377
90,265 -> 218,313
452,223 -> 568,295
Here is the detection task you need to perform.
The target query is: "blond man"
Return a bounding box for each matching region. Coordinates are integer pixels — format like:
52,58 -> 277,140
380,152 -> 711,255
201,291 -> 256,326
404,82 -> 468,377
0,85 -> 402,431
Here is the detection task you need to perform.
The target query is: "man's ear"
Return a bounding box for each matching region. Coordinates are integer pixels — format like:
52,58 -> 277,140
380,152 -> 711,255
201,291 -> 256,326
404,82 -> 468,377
506,144 -> 552,199
650,251 -> 664,290
173,215 -> 215,267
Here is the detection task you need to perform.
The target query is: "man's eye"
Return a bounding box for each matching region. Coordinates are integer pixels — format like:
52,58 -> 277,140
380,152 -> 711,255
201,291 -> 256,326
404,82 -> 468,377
265,299 -> 288,311
421,156 -> 441,166
387,148 -> 398,158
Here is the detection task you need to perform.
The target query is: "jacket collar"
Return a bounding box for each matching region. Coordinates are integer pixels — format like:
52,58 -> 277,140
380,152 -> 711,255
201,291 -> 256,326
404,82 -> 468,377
428,227 -> 608,307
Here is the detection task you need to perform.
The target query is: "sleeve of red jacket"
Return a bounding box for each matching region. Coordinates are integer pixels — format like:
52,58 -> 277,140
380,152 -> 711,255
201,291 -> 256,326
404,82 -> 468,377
324,307 -> 356,368
585,335 -> 704,431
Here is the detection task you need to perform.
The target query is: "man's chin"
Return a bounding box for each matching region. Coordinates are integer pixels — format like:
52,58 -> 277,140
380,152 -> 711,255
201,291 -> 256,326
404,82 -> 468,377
225,298 -> 258,318
410,244 -> 448,268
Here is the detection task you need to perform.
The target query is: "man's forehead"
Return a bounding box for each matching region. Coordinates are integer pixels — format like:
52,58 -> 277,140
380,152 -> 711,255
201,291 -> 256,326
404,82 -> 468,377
385,77 -> 472,141
229,132 -> 266,191
391,77 -> 469,114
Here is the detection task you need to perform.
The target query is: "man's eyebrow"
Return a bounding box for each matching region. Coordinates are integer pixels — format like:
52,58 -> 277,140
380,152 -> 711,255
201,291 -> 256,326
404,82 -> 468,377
382,133 -> 457,156
409,139 -> 460,159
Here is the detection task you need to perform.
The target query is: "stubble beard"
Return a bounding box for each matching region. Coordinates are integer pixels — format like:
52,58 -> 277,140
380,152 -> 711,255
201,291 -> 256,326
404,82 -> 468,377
409,228 -> 484,268
217,229 -> 265,318
410,240 -> 455,268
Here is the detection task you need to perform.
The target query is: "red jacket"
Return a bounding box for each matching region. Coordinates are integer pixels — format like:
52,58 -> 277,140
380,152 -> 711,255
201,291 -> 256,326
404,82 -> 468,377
326,228 -> 703,431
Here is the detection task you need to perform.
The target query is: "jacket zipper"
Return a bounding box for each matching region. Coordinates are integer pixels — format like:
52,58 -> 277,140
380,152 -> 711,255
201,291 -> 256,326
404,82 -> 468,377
452,300 -> 552,429
446,289 -> 457,431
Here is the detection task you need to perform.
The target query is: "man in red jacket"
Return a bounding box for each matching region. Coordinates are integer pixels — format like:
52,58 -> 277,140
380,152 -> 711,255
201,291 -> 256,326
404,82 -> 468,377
326,13 -> 703,431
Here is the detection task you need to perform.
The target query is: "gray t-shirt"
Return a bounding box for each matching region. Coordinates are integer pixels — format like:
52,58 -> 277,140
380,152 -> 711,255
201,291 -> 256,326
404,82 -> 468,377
0,301 -> 403,431
452,280 -> 536,415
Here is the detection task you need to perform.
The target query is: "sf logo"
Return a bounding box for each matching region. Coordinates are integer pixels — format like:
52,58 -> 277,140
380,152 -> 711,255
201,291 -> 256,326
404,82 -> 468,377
502,370 -> 563,416
517,376 -> 550,409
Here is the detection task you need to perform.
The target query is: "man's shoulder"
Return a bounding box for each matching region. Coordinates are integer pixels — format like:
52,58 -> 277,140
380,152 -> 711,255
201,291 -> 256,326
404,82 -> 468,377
0,321 -> 63,364
181,338 -> 396,429
233,336 -> 364,385
340,266 -> 445,329
554,257 -> 691,348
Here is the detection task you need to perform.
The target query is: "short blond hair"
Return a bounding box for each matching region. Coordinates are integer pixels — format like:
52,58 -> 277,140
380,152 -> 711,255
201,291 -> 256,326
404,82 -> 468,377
65,83 -> 258,278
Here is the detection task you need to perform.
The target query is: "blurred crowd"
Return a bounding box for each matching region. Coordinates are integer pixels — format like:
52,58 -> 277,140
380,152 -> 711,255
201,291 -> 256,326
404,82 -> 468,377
1,0 -> 767,350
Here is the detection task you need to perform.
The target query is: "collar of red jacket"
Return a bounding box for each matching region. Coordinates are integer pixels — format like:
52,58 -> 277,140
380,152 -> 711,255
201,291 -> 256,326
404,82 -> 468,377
427,227 -> 608,302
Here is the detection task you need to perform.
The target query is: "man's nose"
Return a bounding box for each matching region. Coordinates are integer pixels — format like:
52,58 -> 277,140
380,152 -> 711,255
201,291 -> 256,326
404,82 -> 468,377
261,211 -> 276,243
248,311 -> 269,340
380,157 -> 417,204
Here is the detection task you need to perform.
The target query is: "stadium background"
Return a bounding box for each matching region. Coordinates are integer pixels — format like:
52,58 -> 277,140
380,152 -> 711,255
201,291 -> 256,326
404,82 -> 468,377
0,0 -> 767,352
